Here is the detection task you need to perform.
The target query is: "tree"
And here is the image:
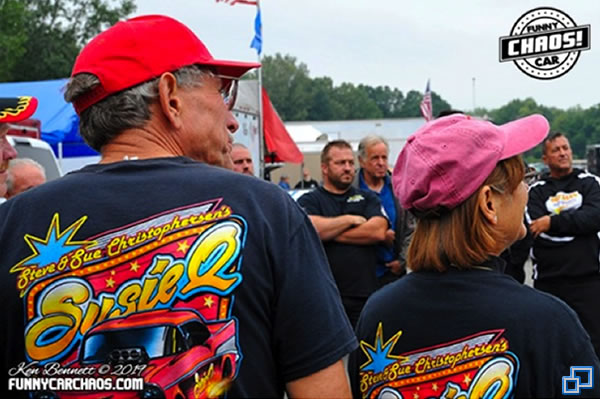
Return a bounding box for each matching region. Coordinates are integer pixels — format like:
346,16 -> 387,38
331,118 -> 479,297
0,0 -> 28,80
430,92 -> 452,118
360,85 -> 404,118
260,53 -> 313,121
0,0 -> 136,82
307,77 -> 345,121
332,83 -> 383,120
398,90 -> 423,117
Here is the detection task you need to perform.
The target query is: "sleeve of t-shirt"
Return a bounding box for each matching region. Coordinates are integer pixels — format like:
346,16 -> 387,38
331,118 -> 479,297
526,184 -> 547,222
297,191 -> 322,216
549,175 -> 600,236
363,191 -> 386,220
271,201 -> 358,382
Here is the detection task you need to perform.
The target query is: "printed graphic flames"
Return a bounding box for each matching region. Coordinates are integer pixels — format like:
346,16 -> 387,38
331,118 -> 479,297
10,201 -> 245,398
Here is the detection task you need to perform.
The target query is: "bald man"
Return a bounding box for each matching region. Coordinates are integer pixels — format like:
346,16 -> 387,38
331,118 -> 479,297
6,158 -> 47,199
231,143 -> 255,176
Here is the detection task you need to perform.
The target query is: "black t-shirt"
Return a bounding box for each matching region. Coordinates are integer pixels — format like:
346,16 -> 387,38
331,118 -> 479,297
0,157 -> 357,398
294,179 -> 319,189
298,186 -> 384,298
349,257 -> 600,398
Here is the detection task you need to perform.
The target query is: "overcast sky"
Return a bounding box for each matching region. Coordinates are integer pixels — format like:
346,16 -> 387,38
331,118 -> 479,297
134,0 -> 599,113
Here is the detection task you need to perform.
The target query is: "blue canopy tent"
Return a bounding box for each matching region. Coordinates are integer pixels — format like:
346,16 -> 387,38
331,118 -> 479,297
0,79 -> 97,157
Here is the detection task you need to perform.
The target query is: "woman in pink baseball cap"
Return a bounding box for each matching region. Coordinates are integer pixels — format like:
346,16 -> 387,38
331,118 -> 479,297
349,114 -> 600,398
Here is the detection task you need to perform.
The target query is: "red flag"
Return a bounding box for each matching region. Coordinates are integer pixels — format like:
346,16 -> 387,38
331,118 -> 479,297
216,0 -> 258,5
420,79 -> 433,121
262,88 -> 304,164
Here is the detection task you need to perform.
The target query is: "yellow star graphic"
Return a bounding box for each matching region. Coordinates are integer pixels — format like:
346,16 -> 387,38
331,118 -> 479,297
432,383 -> 439,392
204,296 -> 215,308
413,393 -> 419,399
130,261 -> 140,272
359,322 -> 408,371
11,213 -> 97,273
463,374 -> 472,385
106,277 -> 115,288
177,240 -> 190,253
110,270 -> 116,276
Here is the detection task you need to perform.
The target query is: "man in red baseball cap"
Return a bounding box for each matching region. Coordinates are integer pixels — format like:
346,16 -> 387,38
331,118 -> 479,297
0,15 -> 356,399
0,96 -> 38,198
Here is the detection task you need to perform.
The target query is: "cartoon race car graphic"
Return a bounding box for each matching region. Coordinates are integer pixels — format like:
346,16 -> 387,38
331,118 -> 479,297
52,309 -> 238,399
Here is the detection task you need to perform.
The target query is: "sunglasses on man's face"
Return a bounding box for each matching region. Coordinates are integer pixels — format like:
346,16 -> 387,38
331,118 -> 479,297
213,74 -> 239,110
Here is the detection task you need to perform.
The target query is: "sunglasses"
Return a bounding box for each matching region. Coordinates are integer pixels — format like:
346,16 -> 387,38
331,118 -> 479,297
213,74 -> 239,110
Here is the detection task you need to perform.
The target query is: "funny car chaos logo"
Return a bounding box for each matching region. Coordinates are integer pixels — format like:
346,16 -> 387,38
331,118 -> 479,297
358,324 -> 519,399
499,7 -> 591,79
9,200 -> 245,398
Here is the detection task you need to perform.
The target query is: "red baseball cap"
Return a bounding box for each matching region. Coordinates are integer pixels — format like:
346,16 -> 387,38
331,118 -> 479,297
71,14 -> 260,114
393,114 -> 549,213
0,97 -> 38,123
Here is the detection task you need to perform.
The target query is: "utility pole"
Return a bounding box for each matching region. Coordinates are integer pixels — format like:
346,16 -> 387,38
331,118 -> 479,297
472,77 -> 476,111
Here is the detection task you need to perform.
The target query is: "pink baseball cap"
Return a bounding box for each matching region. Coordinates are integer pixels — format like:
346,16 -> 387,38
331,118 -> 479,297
393,114 -> 549,213
71,15 -> 260,114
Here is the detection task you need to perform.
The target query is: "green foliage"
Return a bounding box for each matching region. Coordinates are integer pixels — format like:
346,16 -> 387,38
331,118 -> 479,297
0,0 -> 135,82
260,54 -> 312,121
0,0 -> 28,80
259,52 -> 600,160
260,53 -> 451,121
477,99 -> 600,160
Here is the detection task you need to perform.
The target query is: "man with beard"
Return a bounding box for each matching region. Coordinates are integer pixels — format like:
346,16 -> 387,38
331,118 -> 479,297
527,132 -> 600,357
298,140 -> 387,327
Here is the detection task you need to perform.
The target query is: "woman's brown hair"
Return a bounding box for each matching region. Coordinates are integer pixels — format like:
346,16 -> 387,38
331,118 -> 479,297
407,155 -> 525,272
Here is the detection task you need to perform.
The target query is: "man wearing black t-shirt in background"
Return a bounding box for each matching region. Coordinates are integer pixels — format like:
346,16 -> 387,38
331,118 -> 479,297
295,167 -> 319,189
298,140 -> 387,327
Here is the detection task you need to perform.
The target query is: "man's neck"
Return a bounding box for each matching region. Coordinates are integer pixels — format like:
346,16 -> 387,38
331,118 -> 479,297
100,126 -> 183,164
323,182 -> 351,195
362,170 -> 385,192
550,167 -> 573,179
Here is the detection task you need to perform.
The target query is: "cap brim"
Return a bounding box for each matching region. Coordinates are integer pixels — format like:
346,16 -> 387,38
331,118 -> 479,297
500,114 -> 549,160
0,96 -> 38,123
202,59 -> 261,78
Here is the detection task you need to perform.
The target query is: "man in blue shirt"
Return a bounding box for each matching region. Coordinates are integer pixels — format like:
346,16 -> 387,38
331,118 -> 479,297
354,135 -> 413,286
278,174 -> 291,189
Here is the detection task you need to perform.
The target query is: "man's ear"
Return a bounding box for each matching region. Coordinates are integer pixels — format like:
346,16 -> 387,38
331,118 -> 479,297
321,162 -> 328,177
157,72 -> 183,129
358,156 -> 366,169
478,185 -> 498,225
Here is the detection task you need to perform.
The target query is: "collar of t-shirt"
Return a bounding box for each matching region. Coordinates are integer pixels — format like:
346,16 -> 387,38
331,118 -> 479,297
448,256 -> 507,273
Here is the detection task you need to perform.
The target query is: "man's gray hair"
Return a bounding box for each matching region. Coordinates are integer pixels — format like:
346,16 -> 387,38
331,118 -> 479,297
64,65 -> 213,151
6,158 -> 46,193
358,135 -> 389,160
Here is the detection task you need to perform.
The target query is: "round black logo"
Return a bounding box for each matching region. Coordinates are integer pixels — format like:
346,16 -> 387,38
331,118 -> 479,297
499,7 -> 591,80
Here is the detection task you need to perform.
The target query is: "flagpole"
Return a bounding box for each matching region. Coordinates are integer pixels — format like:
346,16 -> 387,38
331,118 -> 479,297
255,0 -> 265,180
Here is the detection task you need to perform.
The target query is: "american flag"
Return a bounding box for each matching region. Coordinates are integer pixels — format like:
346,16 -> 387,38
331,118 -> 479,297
420,79 -> 433,121
216,0 -> 258,5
